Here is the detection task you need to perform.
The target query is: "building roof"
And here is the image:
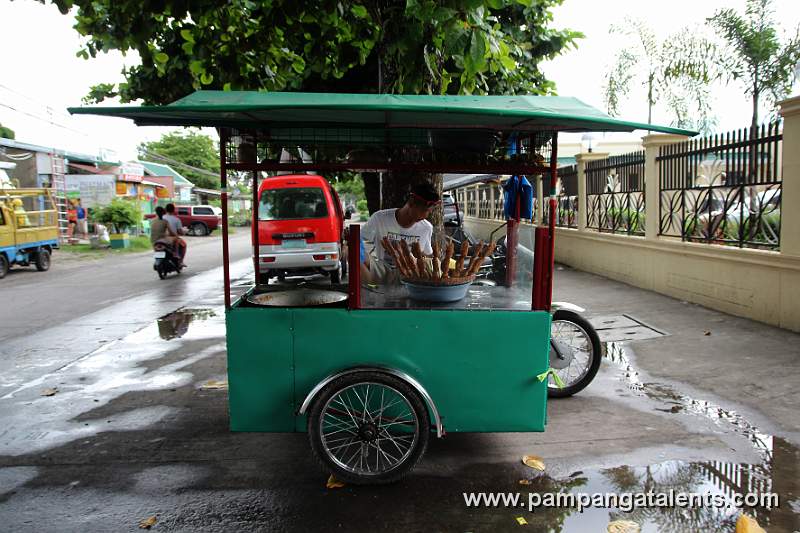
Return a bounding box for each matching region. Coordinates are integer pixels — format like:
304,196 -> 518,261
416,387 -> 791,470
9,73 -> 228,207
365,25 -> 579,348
140,161 -> 194,186
68,90 -> 697,135
0,138 -> 120,165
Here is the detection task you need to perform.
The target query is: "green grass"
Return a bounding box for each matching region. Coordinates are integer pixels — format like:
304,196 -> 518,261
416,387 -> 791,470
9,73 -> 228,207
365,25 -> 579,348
59,235 -> 152,255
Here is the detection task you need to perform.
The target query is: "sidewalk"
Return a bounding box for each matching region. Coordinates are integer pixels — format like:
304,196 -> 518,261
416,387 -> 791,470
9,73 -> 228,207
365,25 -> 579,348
553,263 -> 800,442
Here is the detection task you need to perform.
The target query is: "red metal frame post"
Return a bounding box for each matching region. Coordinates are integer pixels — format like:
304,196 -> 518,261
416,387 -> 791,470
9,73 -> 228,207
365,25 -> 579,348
252,170 -> 260,285
220,128 -> 232,309
532,132 -> 558,311
347,223 -> 361,309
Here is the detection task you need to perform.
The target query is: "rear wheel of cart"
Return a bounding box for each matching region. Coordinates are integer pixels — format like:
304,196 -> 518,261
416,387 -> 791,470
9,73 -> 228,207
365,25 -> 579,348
308,371 -> 430,485
35,249 -> 51,272
0,254 -> 8,278
548,310 -> 602,398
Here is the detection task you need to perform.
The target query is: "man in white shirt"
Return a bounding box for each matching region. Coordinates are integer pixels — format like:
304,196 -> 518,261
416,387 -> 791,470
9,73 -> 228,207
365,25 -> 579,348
361,182 -> 440,283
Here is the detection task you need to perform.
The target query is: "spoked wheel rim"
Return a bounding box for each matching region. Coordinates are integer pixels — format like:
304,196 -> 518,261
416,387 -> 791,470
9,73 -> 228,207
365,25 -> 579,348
549,320 -> 595,389
319,382 -> 419,476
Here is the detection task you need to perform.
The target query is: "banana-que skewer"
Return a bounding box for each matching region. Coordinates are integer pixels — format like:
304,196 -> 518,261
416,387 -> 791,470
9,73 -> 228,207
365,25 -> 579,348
454,240 -> 470,277
411,241 -> 429,279
466,242 -> 495,277
431,242 -> 441,279
440,241 -> 455,280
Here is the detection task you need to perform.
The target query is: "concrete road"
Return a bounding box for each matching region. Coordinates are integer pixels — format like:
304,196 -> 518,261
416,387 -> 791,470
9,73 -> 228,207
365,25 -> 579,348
0,255 -> 798,532
0,232 -> 252,343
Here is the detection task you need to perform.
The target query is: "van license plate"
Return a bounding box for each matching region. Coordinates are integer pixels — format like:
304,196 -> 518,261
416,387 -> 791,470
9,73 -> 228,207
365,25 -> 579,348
282,239 -> 306,249
153,251 -> 166,259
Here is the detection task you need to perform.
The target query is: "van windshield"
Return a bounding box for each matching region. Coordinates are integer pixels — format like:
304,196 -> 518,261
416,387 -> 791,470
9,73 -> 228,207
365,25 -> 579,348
259,187 -> 328,220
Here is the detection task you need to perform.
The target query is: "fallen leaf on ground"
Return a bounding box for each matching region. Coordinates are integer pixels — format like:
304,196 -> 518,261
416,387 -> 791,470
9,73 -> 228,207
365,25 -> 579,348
704,330 -> 712,336
200,380 -> 228,390
326,475 -> 345,489
139,515 -> 157,529
607,520 -> 640,533
735,514 -> 766,533
515,516 -> 528,525
40,388 -> 58,397
522,455 -> 545,471
518,479 -> 532,485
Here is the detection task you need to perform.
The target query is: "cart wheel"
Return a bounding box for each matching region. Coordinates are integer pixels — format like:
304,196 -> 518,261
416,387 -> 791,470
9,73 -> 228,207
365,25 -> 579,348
35,249 -> 51,272
0,254 -> 8,279
548,310 -> 602,398
308,371 -> 430,485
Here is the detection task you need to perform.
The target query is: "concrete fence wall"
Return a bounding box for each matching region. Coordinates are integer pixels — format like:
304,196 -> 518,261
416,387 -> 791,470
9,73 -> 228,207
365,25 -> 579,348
462,95 -> 800,332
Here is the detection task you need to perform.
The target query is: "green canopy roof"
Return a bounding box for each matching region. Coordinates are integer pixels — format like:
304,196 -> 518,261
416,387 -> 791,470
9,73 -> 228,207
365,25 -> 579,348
68,91 -> 696,135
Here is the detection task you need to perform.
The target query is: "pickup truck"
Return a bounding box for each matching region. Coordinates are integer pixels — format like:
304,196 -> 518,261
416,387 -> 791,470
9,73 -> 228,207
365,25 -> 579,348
0,188 -> 59,278
145,204 -> 222,236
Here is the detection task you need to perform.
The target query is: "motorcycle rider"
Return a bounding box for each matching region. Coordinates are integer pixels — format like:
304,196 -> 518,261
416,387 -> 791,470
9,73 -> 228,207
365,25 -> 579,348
163,203 -> 188,267
150,206 -> 177,248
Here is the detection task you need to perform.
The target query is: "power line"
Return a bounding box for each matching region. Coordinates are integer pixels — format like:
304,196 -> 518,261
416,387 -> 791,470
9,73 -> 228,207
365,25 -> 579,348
0,102 -> 90,137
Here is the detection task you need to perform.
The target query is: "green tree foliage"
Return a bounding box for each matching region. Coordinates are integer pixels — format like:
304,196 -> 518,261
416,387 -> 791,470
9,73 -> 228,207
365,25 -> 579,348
708,0 -> 800,131
0,122 -> 15,139
138,131 -> 220,189
603,18 -> 717,133
46,0 -> 581,103
95,198 -> 141,233
48,0 -> 580,214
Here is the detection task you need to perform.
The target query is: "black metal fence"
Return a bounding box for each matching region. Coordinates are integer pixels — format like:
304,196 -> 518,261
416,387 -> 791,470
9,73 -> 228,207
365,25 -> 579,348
657,123 -> 782,249
585,151 -> 646,235
543,164 -> 578,228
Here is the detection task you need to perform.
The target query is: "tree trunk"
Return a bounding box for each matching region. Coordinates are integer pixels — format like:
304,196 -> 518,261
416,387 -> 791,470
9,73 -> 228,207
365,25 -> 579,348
360,171 -> 443,231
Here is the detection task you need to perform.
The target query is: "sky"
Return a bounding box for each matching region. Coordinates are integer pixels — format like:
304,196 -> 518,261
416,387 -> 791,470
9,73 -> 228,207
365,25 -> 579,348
0,0 -> 798,161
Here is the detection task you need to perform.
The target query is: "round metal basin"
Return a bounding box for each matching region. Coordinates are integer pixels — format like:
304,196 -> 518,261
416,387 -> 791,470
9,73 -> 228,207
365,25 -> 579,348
247,289 -> 348,307
402,280 -> 472,303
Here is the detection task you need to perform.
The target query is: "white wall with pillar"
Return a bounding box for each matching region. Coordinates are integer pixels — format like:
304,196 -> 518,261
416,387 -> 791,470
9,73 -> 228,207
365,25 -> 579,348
462,98 -> 800,331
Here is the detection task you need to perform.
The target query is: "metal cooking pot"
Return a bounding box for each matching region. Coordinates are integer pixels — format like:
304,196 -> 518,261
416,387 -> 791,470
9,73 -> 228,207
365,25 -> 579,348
246,288 -> 348,307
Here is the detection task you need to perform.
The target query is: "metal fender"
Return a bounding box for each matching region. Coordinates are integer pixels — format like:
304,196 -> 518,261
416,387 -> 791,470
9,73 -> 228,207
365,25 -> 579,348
297,366 -> 444,438
550,301 -> 585,314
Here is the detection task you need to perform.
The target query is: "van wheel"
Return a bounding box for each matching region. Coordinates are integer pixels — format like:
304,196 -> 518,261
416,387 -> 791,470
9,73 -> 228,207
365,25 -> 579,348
330,259 -> 343,285
191,222 -> 208,236
35,250 -> 51,272
0,254 -> 9,279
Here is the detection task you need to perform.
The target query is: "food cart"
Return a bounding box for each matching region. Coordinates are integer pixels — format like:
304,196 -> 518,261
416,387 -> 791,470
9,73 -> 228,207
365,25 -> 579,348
70,92 -> 691,484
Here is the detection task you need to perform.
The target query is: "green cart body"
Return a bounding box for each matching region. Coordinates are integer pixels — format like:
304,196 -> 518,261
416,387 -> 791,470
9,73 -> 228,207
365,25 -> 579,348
226,300 -> 551,435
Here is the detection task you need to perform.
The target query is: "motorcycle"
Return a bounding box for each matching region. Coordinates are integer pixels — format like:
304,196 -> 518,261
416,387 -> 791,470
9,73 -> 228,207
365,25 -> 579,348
548,302 -> 602,397
153,240 -> 183,279
444,221 -> 602,397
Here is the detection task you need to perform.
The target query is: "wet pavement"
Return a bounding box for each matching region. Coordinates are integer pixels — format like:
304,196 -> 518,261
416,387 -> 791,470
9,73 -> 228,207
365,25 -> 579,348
0,261 -> 799,531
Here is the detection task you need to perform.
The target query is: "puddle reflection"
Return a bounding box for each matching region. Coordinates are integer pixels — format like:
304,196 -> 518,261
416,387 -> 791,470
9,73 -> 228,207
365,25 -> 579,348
536,450 -> 798,532
157,308 -> 217,340
589,342 -> 800,531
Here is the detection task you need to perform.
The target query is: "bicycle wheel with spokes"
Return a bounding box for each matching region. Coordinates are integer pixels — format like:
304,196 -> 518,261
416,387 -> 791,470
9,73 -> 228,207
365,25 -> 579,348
307,371 -> 430,485
548,310 -> 602,398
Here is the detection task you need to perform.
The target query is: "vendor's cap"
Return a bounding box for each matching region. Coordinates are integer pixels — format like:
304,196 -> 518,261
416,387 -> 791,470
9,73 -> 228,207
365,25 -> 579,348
410,182 -> 440,206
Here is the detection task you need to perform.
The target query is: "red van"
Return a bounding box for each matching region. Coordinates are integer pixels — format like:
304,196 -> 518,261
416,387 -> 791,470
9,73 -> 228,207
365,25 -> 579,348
254,174 -> 348,284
